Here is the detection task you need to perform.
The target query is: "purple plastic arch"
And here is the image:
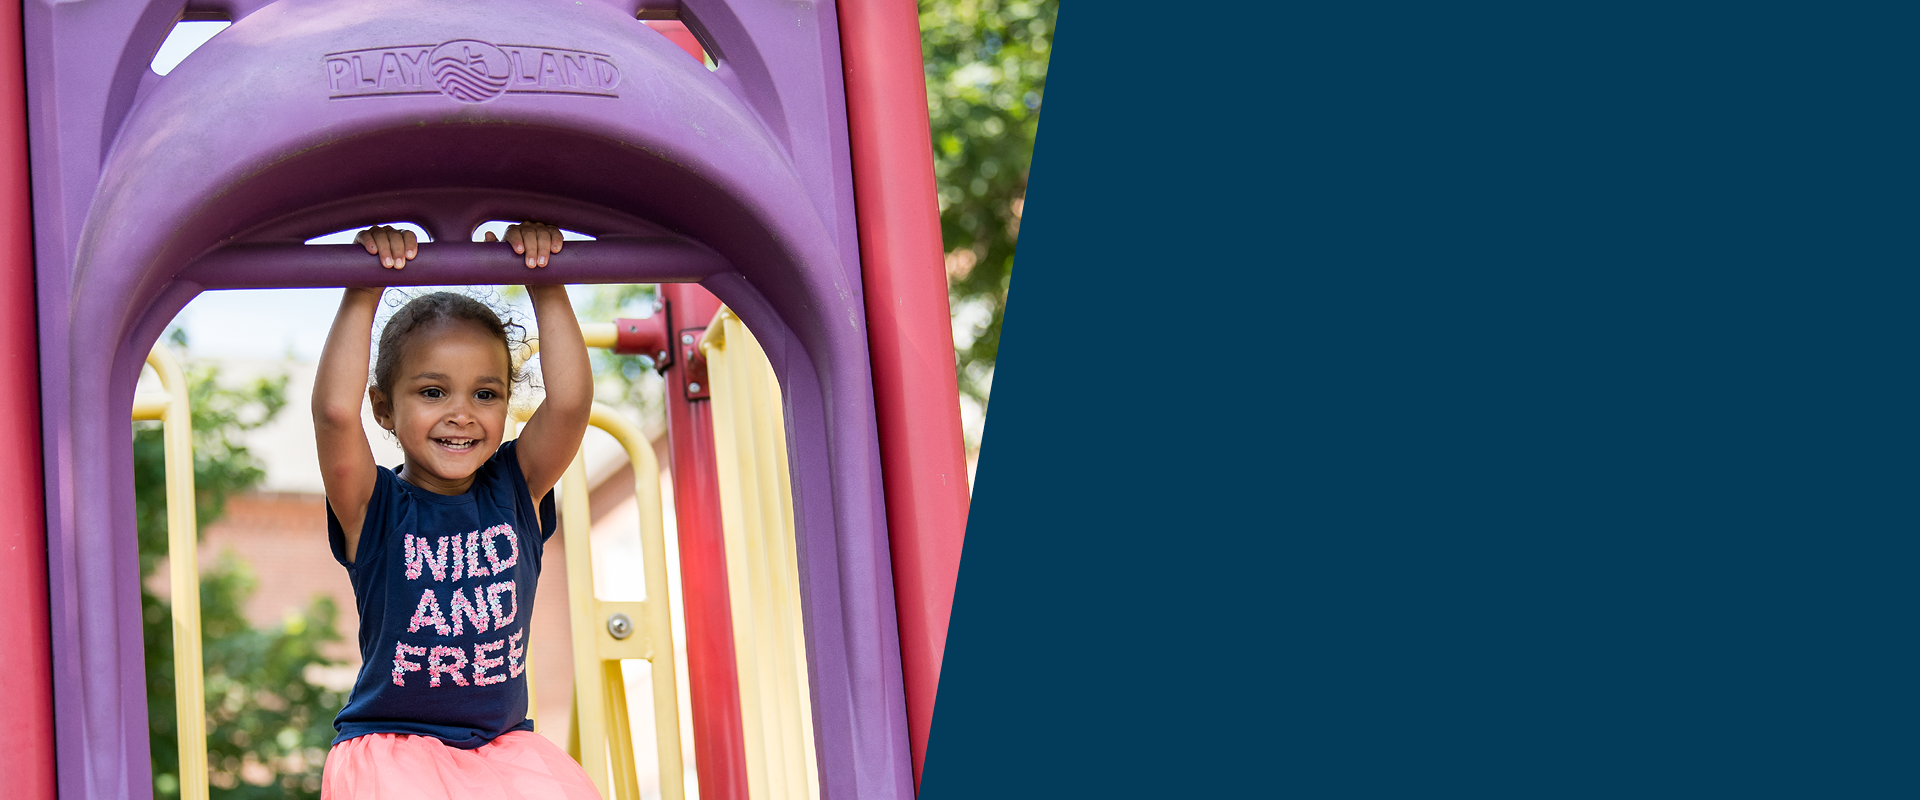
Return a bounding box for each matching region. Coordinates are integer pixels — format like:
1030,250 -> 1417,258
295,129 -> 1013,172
24,1 -> 912,798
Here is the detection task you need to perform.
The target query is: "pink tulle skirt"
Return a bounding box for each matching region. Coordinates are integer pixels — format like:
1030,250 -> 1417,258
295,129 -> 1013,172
321,731 -> 601,800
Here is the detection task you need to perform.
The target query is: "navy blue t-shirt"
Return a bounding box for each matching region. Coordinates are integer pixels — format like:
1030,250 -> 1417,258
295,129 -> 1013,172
327,439 -> 557,749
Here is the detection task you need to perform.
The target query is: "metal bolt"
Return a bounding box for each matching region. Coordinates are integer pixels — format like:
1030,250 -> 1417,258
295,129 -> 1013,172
681,333 -> 694,344
606,613 -> 633,640
687,382 -> 702,393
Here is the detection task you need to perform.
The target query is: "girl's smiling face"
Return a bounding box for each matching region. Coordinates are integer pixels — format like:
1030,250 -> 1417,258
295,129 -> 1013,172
370,319 -> 512,495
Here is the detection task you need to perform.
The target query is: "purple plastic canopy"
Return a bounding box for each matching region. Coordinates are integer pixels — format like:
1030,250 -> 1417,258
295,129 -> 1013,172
24,1 -> 911,797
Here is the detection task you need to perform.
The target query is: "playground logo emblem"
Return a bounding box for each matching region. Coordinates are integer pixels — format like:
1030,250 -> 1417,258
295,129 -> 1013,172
429,40 -> 511,103
325,40 -> 621,103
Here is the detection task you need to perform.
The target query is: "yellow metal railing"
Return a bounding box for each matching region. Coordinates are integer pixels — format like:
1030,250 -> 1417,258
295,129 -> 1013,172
515,322 -> 686,800
559,405 -> 685,800
133,343 -> 207,800
702,307 -> 820,800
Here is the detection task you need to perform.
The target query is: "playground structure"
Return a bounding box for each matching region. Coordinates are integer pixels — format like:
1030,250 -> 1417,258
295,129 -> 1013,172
548,398 -> 685,800
702,311 -> 822,800
130,344 -> 208,800
137,310 -> 814,800
0,1 -> 969,799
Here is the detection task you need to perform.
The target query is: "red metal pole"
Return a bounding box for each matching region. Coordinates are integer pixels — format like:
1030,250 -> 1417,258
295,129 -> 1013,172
0,2 -> 53,798
835,0 -> 973,788
656,283 -> 748,800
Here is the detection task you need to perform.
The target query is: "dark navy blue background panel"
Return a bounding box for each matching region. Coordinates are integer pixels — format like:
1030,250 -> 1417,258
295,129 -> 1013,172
926,2 -> 1920,798
326,439 -> 559,749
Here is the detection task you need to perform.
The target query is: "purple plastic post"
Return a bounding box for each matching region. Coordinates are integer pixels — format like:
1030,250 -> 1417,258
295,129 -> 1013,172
23,1 -> 911,798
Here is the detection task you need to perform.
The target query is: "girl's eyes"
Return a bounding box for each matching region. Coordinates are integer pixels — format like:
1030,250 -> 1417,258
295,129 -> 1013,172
415,387 -> 501,401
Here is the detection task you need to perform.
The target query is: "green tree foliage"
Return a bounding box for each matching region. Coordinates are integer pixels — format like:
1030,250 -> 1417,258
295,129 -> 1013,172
571,285 -> 666,421
921,0 -> 1055,412
138,354 -> 349,799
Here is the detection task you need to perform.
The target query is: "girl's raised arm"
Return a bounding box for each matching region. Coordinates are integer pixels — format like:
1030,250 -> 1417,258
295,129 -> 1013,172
313,287 -> 383,562
513,281 -> 593,506
315,228 -> 414,561
314,227 -> 416,556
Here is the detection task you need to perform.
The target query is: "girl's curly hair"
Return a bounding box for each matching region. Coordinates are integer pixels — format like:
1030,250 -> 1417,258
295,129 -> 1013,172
371,291 -> 529,400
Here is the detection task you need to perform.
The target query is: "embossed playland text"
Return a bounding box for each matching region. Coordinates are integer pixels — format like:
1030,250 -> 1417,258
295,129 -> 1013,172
325,39 -> 621,103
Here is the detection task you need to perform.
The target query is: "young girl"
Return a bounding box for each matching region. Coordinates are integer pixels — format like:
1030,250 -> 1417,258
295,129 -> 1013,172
313,223 -> 600,799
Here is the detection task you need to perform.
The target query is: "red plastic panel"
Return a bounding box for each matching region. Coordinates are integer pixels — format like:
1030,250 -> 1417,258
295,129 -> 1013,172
0,1 -> 54,796
836,0 -> 974,788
